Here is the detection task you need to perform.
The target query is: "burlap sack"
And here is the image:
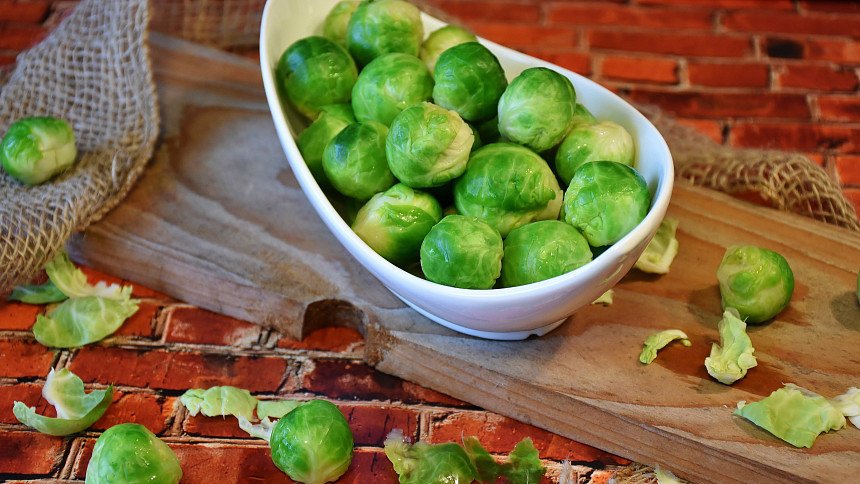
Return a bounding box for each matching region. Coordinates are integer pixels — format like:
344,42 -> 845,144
0,0 -> 159,294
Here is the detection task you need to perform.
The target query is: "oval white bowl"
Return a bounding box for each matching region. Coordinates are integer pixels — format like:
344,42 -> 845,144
259,0 -> 674,340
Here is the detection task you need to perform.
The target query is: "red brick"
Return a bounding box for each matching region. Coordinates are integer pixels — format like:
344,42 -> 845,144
836,154 -> 860,185
600,55 -> 678,84
91,391 -> 174,434
638,0 -> 794,8
729,121 -> 860,153
428,410 -> 631,465
67,346 -> 288,392
777,64 -> 859,91
676,118 -> 724,144
343,403 -> 420,446
0,24 -> 47,50
588,30 -> 752,58
277,326 -> 365,352
0,1 -> 50,23
799,1 -> 860,14
184,411 -> 250,438
723,10 -> 860,37
688,61 -> 770,88
112,301 -> 159,338
548,3 -> 714,30
626,89 -> 810,119
164,306 -> 263,347
520,49 -> 591,76
0,298 -> 42,330
0,430 -> 66,475
0,382 -> 44,424
430,1 -> 540,23
472,23 -> 578,49
803,37 -> 860,64
817,94 -> 860,122
0,338 -> 55,378
302,359 -> 465,406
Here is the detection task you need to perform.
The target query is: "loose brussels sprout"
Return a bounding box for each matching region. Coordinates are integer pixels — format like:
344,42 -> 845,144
500,220 -> 593,287
562,160 -> 651,247
323,120 -> 394,200
276,36 -> 358,120
453,143 -> 562,238
346,0 -> 424,67
270,399 -> 354,484
432,42 -> 507,122
85,423 -> 182,484
352,183 -> 443,266
322,1 -> 360,46
555,120 -> 635,185
497,67 -> 576,153
386,102 -> 474,188
420,214 -> 503,289
419,25 -> 478,74
1,116 -> 77,185
351,52 -> 434,126
296,104 -> 355,182
572,103 -> 597,126
716,245 -> 794,324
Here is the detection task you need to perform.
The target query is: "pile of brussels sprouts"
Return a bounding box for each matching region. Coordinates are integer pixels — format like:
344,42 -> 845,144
278,0 -> 650,290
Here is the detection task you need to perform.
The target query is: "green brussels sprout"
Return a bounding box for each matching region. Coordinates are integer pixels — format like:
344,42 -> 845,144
562,160 -> 651,247
1,116 -> 77,185
497,67 -> 576,153
419,25 -> 478,74
500,220 -> 593,287
474,114 -> 501,145
555,120 -> 635,185
322,1 -> 360,46
572,103 -> 597,126
420,214 -> 504,289
453,142 -> 562,238
352,183 -> 443,266
432,42 -> 508,123
346,0 -> 424,67
323,120 -> 394,200
352,53 -> 434,126
270,399 -> 354,484
716,245 -> 795,324
297,104 -> 356,182
85,423 -> 182,484
276,36 -> 358,120
386,102 -> 474,188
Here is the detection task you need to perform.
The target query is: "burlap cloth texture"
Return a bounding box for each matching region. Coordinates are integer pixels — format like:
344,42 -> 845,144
2,0 -> 859,296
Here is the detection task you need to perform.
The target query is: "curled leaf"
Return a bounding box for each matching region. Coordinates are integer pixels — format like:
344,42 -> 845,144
179,386 -> 258,421
639,329 -> 691,365
830,387 -> 860,428
45,250 -> 132,300
634,217 -> 680,274
32,295 -> 139,348
8,279 -> 68,304
704,308 -> 757,385
13,368 -> 112,436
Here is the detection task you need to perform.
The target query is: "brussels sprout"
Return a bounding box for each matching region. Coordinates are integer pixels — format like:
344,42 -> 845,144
497,67 -> 576,153
500,220 -> 593,287
346,0 -> 424,67
276,36 -> 358,119
323,120 -> 394,200
562,160 -> 651,247
555,120 -> 635,185
432,42 -> 507,122
1,116 -> 77,185
453,143 -> 562,238
86,423 -> 182,484
474,114 -> 501,145
572,103 -> 597,126
352,183 -> 443,265
322,1 -> 360,46
716,245 -> 794,324
419,25 -> 478,74
352,52 -> 434,126
296,104 -> 355,182
386,102 -> 474,188
270,400 -> 354,484
419,214 -> 503,289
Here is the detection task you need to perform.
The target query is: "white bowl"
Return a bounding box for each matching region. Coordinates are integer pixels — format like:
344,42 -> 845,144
259,0 -> 674,340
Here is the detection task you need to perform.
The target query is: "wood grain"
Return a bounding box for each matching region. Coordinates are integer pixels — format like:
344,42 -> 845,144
68,33 -> 860,484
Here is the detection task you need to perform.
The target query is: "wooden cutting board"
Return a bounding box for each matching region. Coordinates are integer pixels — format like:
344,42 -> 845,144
68,33 -> 860,484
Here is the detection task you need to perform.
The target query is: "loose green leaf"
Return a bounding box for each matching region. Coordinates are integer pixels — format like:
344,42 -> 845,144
238,415 -> 279,442
591,289 -> 614,305
32,295 -> 139,348
639,329 -> 691,365
634,217 -> 680,274
497,437 -> 546,484
257,399 -> 302,421
735,384 -> 846,448
7,279 -> 68,304
830,387 -> 860,428
13,368 -> 112,436
179,386 -> 258,421
45,250 -> 133,300
704,308 -> 757,385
